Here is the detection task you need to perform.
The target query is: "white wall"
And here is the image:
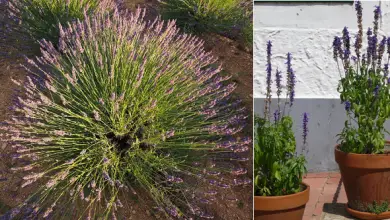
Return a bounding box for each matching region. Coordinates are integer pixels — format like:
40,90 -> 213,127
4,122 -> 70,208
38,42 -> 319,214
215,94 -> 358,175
254,0 -> 390,98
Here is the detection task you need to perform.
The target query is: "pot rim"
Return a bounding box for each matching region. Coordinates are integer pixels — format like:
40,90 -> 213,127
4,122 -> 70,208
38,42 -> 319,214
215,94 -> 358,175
335,141 -> 390,169
254,182 -> 310,211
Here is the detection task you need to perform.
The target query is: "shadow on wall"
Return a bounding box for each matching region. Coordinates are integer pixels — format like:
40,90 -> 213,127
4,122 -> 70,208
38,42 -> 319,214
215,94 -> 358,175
254,98 -> 390,172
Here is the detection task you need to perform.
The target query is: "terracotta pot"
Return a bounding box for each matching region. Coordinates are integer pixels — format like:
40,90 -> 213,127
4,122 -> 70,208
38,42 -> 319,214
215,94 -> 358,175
254,183 -> 310,220
335,142 -> 390,219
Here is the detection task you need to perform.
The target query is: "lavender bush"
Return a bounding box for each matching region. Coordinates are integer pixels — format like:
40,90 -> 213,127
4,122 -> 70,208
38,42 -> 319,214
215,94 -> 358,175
0,9 -> 250,219
159,0 -> 251,39
7,0 -> 121,46
254,41 -> 308,196
333,0 -> 390,154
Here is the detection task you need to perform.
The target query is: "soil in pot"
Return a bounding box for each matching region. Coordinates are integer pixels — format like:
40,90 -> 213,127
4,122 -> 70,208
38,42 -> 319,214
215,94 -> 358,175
254,183 -> 310,220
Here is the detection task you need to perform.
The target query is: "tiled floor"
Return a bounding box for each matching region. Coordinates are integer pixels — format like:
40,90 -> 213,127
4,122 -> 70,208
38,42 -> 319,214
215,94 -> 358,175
303,172 -> 351,220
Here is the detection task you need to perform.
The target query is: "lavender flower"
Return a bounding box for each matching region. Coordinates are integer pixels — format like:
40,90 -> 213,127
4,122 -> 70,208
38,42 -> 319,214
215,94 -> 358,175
286,53 -> 295,107
302,112 -> 309,146
384,64 -> 389,78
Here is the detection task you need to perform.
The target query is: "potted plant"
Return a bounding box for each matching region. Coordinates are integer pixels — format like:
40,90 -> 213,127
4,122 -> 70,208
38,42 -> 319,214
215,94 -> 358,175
254,41 -> 310,220
332,1 -> 390,219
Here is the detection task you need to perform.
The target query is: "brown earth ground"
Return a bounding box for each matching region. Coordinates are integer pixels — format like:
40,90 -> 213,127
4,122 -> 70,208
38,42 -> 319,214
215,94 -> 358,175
0,0 -> 253,219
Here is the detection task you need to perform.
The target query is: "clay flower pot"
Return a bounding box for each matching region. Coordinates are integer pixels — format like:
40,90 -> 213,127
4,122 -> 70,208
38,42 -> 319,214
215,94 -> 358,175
254,183 -> 310,220
335,142 -> 390,220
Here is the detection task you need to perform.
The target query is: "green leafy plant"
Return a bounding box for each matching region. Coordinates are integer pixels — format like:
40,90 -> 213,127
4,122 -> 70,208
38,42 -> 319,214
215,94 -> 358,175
333,1 -> 390,154
159,0 -> 251,36
8,0 -> 120,45
1,9 -> 250,219
366,200 -> 389,214
254,41 -> 308,197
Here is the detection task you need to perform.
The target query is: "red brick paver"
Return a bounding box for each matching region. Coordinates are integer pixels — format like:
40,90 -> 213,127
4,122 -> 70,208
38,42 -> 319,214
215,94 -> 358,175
303,172 -> 347,219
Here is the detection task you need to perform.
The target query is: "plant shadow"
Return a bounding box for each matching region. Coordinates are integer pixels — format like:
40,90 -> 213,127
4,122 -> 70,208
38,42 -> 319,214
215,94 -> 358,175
322,203 -> 357,220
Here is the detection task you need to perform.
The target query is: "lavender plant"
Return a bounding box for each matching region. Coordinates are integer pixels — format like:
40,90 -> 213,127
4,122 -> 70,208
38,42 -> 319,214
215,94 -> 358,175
0,9 -> 250,219
333,1 -> 390,154
254,41 -> 308,196
7,0 -> 121,46
159,0 -> 251,37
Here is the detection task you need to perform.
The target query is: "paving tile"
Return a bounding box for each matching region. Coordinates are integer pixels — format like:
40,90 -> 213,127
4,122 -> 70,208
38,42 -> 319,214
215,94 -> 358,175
304,177 -> 327,189
327,177 -> 342,185
308,188 -> 321,206
315,172 -> 330,178
313,202 -> 325,216
304,204 -> 316,217
329,172 -> 341,178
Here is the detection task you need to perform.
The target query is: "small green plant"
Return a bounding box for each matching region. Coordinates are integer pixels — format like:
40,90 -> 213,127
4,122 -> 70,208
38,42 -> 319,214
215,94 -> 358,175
333,1 -> 390,154
366,200 -> 389,214
1,9 -> 250,219
8,0 -> 119,45
254,41 -> 308,196
159,0 -> 250,36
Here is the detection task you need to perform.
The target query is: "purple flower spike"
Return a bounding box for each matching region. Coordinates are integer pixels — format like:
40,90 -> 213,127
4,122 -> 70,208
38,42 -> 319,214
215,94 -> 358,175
342,27 -> 350,60
333,36 -> 342,60
286,53 -> 295,107
266,41 -> 272,98
384,64 -> 389,78
373,5 -> 381,36
275,68 -> 282,98
274,110 -> 280,122
302,113 -> 309,146
344,100 -> 351,112
374,85 -> 380,97
355,0 -> 363,57
377,36 -> 386,67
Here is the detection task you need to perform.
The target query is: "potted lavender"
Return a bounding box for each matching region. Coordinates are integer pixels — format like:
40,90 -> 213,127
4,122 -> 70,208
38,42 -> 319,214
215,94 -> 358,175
332,1 -> 390,218
254,41 -> 310,220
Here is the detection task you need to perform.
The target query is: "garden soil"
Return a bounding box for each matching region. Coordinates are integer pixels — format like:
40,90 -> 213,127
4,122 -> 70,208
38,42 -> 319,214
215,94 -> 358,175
0,1 -> 253,219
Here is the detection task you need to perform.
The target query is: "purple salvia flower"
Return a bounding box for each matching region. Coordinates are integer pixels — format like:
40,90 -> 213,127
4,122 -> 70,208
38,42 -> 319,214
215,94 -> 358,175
302,112 -> 309,149
286,53 -> 295,107
351,55 -> 357,63
377,36 -> 386,67
355,0 -> 363,58
273,110 -> 280,122
265,40 -> 272,117
275,68 -> 282,98
333,36 -> 342,61
374,85 -> 380,97
387,38 -> 390,56
342,27 -> 350,61
373,5 -> 381,36
384,64 -> 389,78
344,100 -> 351,112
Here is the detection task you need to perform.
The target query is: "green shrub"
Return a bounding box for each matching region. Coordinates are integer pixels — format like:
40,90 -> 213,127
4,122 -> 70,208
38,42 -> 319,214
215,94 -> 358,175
1,9 -> 250,219
159,0 -> 250,35
8,0 -> 119,45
